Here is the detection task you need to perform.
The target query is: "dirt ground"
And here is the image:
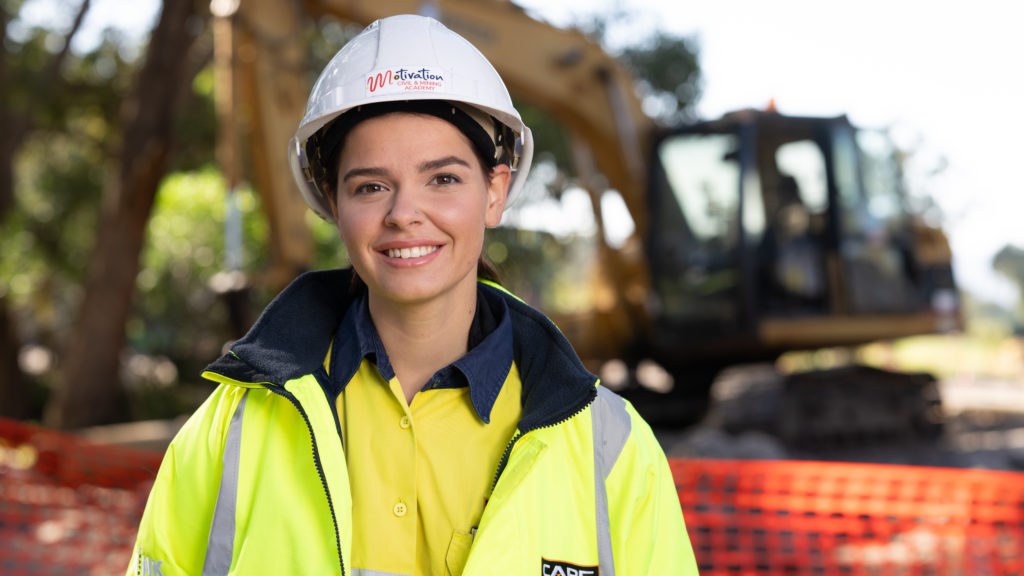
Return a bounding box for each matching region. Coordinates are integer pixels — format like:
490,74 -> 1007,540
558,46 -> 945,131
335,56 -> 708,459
654,364 -> 1024,472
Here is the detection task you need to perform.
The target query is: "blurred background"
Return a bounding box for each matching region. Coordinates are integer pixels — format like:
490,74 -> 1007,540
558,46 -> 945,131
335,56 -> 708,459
4,2 -> 1024,574
2,0 -> 1023,470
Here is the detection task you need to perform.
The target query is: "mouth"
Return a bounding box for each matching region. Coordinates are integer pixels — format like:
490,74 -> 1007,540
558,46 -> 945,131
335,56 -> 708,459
384,245 -> 440,259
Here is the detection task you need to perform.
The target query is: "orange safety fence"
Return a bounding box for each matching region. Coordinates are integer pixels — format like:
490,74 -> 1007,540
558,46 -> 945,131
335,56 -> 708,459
0,418 -> 162,576
672,459 -> 1024,575
1,416 -> 1023,575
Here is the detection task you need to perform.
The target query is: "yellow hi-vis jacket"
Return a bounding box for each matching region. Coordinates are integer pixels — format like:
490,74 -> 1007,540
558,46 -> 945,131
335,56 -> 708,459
127,269 -> 698,576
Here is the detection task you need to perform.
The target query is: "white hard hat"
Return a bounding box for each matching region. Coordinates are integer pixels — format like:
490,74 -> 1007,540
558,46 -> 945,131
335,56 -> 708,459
289,14 -> 534,221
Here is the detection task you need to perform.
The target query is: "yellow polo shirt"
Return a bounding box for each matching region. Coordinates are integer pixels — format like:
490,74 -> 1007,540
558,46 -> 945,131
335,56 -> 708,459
326,288 -> 521,576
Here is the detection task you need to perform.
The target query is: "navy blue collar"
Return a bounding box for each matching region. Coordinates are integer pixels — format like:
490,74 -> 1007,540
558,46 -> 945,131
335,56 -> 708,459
330,285 -> 514,424
207,268 -> 597,435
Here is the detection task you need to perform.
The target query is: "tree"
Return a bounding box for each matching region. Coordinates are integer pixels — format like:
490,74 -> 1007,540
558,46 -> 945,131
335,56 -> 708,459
576,10 -> 702,125
619,30 -> 701,125
0,0 -> 96,418
44,0 -> 206,428
0,1 -> 27,418
993,244 -> 1024,326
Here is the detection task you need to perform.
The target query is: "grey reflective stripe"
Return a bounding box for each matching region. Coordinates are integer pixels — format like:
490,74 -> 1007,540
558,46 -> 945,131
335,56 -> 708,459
349,569 -> 413,576
202,391 -> 248,576
591,385 -> 630,576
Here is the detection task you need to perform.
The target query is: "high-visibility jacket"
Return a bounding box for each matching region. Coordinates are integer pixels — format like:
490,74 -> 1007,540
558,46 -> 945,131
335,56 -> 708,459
127,268 -> 698,576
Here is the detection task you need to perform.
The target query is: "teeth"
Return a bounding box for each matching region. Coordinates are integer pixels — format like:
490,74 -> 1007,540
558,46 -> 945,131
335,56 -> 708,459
387,246 -> 438,259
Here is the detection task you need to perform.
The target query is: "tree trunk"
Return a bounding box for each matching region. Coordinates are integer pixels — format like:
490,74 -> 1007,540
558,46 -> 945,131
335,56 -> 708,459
0,296 -> 30,418
0,3 -> 27,418
44,0 -> 198,429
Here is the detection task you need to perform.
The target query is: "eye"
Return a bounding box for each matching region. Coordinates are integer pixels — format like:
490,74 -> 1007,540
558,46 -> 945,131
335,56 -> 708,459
432,173 -> 461,186
353,182 -> 386,195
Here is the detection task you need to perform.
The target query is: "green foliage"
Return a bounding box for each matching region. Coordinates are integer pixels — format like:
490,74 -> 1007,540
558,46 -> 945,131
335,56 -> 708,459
619,31 -> 702,124
3,9 -> 215,306
1,131 -> 105,347
6,24 -> 135,144
993,245 -> 1024,284
172,62 -> 218,172
134,167 -> 267,362
1,1 -> 153,330
309,210 -> 350,270
572,10 -> 703,125
993,244 -> 1024,328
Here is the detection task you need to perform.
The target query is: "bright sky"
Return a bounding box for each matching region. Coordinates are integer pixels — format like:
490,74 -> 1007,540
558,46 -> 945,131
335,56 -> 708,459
21,0 -> 1024,307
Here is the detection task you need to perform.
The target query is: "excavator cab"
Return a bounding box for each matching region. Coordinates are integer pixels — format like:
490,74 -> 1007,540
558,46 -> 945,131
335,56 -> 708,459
644,110 -> 959,367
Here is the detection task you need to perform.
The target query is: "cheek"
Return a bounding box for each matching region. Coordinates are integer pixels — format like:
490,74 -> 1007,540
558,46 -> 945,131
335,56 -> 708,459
334,204 -> 372,246
337,221 -> 367,249
436,202 -> 488,242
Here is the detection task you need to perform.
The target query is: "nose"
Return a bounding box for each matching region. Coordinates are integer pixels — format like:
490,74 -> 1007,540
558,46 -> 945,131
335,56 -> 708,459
383,188 -> 423,228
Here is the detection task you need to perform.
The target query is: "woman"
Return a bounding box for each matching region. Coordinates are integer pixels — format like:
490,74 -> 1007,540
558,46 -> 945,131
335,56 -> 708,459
129,14 -> 696,576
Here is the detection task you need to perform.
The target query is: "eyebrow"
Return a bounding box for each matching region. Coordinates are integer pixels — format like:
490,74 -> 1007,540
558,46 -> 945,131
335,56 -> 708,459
342,166 -> 389,183
419,155 -> 472,172
342,155 -> 473,183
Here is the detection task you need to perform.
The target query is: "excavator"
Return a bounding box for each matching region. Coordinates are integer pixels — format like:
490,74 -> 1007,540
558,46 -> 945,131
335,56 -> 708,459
213,0 -> 961,434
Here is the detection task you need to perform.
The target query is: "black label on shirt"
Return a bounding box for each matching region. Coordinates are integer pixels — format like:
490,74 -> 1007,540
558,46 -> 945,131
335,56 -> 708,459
541,558 -> 598,576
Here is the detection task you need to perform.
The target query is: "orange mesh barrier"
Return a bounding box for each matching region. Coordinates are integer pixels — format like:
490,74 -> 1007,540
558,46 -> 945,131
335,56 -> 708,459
673,459 -> 1024,574
3,418 -> 1024,574
0,418 -> 162,576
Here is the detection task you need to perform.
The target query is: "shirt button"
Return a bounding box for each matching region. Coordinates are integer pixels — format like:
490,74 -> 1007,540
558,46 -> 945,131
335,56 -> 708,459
393,501 -> 408,517
399,416 -> 411,429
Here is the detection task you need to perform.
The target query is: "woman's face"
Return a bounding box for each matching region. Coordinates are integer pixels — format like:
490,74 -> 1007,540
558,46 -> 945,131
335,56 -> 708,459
331,112 -> 509,308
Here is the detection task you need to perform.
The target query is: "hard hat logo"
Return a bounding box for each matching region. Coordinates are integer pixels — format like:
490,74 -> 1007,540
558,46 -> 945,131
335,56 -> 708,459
366,67 -> 449,95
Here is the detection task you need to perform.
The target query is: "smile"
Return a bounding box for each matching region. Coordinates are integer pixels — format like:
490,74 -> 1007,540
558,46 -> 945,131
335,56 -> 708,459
385,245 -> 439,259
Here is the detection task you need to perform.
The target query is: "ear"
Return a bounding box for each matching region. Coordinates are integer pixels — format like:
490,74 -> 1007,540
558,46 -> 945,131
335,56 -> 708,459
484,164 -> 511,228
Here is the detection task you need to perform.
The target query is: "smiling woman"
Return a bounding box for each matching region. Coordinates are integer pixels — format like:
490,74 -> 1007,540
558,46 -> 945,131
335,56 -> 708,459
126,14 -> 697,576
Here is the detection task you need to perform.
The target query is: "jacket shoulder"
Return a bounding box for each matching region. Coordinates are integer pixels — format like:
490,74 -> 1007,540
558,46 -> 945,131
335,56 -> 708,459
206,268 -> 357,384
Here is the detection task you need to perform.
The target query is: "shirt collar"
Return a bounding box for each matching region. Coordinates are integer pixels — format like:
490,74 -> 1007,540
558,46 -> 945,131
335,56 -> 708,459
330,284 -> 514,424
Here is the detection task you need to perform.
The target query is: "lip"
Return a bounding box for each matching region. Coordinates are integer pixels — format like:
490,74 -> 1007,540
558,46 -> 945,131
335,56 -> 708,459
376,240 -> 444,268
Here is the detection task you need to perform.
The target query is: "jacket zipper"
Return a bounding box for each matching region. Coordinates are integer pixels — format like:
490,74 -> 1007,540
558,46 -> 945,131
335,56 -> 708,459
262,383 -> 347,576
490,391 -> 596,493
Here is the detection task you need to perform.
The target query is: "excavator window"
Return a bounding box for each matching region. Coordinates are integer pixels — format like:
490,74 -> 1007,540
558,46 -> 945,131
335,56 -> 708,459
775,141 -> 828,215
758,139 -> 829,313
854,130 -> 906,231
648,130 -> 743,337
647,113 -> 933,348
831,124 -> 919,314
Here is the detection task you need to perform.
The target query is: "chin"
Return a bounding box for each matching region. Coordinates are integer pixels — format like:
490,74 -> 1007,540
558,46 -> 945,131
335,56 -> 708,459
374,274 -> 477,306
368,277 -> 441,301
